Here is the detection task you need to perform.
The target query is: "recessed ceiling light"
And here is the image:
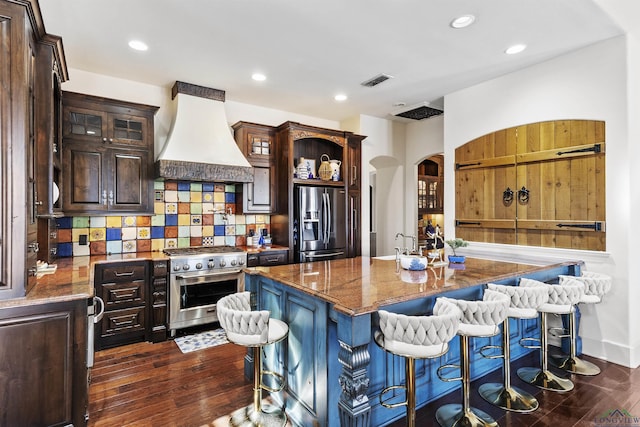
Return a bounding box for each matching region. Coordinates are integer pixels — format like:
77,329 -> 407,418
450,15 -> 476,29
252,73 -> 266,81
334,94 -> 347,102
128,40 -> 148,51
505,44 -> 527,55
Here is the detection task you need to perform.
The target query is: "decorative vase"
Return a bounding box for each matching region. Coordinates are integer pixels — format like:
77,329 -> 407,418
448,255 -> 466,264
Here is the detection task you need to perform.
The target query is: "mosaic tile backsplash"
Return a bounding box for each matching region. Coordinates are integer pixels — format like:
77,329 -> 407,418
55,181 -> 271,257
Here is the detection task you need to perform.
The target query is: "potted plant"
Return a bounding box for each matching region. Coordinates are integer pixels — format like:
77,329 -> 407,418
445,238 -> 468,263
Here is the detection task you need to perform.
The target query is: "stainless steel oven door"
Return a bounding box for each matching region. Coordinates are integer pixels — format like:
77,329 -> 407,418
169,269 -> 243,336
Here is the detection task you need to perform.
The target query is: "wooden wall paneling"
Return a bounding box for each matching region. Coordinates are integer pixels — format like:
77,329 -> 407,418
455,130 -> 517,244
456,119 -> 606,251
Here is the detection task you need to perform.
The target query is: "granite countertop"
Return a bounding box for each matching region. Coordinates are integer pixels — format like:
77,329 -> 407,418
1,246 -> 288,310
0,252 -> 169,310
247,256 -> 580,316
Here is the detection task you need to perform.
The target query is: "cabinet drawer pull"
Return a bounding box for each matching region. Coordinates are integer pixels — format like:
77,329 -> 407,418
110,288 -> 138,300
114,271 -> 135,277
111,316 -> 136,327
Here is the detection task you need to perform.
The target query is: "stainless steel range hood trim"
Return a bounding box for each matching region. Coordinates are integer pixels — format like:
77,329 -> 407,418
155,81 -> 254,183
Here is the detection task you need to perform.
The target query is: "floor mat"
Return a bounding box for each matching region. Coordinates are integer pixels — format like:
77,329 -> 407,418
174,328 -> 229,353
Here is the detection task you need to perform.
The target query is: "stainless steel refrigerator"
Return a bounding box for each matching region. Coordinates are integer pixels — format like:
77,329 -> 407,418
294,186 -> 346,263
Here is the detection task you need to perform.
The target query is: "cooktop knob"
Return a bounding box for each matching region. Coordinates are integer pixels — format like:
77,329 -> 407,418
219,259 -> 226,267
231,259 -> 237,266
238,258 -> 245,266
173,265 -> 181,272
182,264 -> 190,270
195,263 -> 203,269
207,261 -> 215,269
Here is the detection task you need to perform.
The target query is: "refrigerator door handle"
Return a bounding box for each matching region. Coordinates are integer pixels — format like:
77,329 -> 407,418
322,192 -> 328,244
326,190 -> 332,243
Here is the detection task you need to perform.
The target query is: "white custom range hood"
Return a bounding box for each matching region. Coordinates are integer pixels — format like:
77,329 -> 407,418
155,81 -> 253,183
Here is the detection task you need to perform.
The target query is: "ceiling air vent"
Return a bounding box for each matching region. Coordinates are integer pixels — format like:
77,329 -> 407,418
360,73 -> 393,87
394,103 -> 443,120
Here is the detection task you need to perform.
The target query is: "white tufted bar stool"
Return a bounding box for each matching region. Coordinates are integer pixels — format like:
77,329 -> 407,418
478,283 -> 549,413
552,272 -> 612,375
435,290 -> 510,427
217,292 -> 289,427
516,278 -> 584,392
375,300 -> 461,427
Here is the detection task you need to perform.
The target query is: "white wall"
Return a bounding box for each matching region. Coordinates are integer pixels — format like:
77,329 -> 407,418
358,116 -> 407,256
404,116 -> 444,239
444,36 -> 635,367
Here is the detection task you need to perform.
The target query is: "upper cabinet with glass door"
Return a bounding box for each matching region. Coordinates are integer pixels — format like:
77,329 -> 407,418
63,92 -> 150,148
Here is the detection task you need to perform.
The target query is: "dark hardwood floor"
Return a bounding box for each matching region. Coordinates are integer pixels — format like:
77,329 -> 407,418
89,338 -> 640,427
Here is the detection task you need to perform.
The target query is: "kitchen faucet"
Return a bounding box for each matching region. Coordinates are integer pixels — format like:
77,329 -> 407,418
395,233 -> 417,255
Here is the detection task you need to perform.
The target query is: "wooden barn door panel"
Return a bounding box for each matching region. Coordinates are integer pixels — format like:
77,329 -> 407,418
455,120 -> 605,251
455,129 -> 517,244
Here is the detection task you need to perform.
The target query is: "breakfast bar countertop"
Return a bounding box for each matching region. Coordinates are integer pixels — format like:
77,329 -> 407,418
247,256 -> 582,316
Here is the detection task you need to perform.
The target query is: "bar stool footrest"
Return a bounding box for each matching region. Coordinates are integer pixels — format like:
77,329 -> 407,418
479,344 -> 504,360
379,385 -> 408,409
519,336 -> 541,350
261,370 -> 286,393
437,363 -> 462,382
548,326 -> 570,339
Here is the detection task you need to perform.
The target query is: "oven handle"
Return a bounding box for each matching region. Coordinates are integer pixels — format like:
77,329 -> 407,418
175,270 -> 243,284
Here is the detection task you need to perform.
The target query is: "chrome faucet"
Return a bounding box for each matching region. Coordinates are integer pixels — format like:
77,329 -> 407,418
395,233 -> 417,255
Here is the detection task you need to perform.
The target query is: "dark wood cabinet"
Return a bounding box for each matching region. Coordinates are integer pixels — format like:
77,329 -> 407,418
0,0 -> 67,299
347,134 -> 364,257
272,122 -> 365,263
94,261 -> 148,350
149,260 -> 168,343
233,121 -> 277,213
61,92 -> 158,215
247,250 -> 289,267
0,298 -> 89,426
35,38 -> 66,264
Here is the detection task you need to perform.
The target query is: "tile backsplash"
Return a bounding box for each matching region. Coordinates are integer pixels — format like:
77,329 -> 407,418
55,180 -> 270,257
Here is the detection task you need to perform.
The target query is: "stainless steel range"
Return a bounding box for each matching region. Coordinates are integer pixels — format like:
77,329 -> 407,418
164,246 -> 246,336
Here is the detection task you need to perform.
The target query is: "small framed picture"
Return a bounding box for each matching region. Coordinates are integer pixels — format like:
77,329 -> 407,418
304,159 -> 316,178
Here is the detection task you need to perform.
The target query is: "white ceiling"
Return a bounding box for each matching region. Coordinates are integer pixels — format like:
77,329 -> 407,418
39,0 -> 623,122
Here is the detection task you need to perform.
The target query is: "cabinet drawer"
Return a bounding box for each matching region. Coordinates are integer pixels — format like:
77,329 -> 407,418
100,306 -> 145,336
259,251 -> 288,266
98,262 -> 146,283
99,281 -> 146,309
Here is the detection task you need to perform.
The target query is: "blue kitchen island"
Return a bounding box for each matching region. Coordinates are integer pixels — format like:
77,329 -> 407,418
244,256 -> 581,426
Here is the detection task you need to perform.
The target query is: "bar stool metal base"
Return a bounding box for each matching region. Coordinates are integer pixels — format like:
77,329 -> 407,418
517,367 -> 574,392
229,403 -> 287,427
478,383 -> 539,412
436,404 -> 498,427
552,355 -> 601,376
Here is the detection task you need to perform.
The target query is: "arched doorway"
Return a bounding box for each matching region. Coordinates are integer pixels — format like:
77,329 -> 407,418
417,154 -> 444,249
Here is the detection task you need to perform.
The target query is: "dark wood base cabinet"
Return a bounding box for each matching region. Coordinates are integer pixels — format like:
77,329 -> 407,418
0,299 -> 88,426
94,261 -> 148,350
94,259 -> 169,350
149,260 -> 169,343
